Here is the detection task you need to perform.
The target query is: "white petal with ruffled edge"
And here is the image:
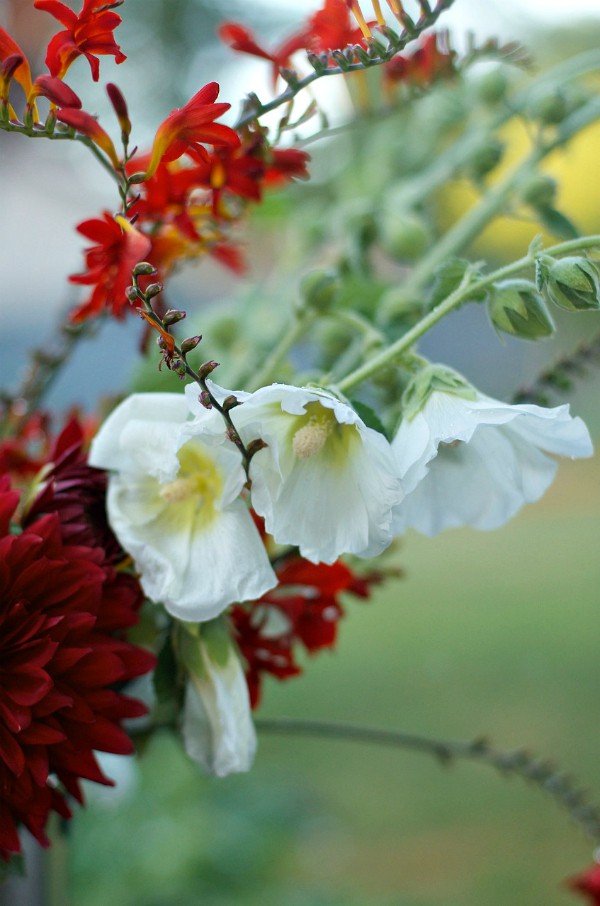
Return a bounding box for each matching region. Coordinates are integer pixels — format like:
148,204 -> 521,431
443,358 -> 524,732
392,390 -> 593,535
89,393 -> 277,620
218,383 -> 404,564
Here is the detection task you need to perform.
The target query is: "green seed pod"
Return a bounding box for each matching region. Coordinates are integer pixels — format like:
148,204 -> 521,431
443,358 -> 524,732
536,255 -> 600,312
488,279 -> 555,340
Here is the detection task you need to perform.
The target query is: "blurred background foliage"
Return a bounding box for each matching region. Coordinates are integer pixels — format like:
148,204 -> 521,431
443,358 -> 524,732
1,0 -> 600,903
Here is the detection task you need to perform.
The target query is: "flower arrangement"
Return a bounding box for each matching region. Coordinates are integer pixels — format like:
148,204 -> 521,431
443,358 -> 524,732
1,0 -> 600,901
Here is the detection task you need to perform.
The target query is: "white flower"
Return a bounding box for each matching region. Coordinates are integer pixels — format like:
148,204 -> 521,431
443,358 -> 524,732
391,386 -> 593,536
186,383 -> 403,564
89,392 -> 277,621
181,628 -> 256,777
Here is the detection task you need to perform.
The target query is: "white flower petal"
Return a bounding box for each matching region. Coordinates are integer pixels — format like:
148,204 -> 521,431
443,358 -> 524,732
90,392 -> 277,621
392,386 -> 593,536
228,383 -> 403,562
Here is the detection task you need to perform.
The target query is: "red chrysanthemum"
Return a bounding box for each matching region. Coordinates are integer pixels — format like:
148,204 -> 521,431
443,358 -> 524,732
568,864 -> 600,904
68,212 -> 152,322
0,473 -> 155,861
231,552 -> 382,708
34,0 -> 126,81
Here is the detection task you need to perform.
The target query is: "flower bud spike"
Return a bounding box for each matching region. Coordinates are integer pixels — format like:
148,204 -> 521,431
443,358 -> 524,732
106,82 -> 131,138
180,336 -> 202,355
198,360 -> 220,380
133,261 -> 156,276
199,390 -> 213,409
223,395 -> 240,412
163,309 -> 186,326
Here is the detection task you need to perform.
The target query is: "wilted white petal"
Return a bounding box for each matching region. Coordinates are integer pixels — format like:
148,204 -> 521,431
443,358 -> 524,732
183,644 -> 256,777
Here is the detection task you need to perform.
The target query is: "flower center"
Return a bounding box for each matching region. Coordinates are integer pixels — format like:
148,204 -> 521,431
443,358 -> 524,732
292,407 -> 337,459
158,440 -> 223,519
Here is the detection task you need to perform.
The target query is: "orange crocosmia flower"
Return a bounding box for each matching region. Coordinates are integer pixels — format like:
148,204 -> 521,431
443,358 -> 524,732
56,107 -> 119,168
0,27 -> 33,97
34,0 -> 126,81
144,82 -> 240,180
68,213 -> 152,323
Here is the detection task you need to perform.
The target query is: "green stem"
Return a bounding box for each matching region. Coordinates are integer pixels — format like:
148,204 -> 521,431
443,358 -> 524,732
337,234 -> 600,393
233,0 -> 456,130
255,717 -> 600,842
0,121 -> 120,185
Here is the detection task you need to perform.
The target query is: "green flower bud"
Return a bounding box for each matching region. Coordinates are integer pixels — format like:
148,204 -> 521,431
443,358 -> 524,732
488,279 -> 555,340
520,174 -> 557,209
531,89 -> 568,125
300,270 -> 340,312
380,211 -> 431,262
467,139 -> 504,179
476,69 -> 509,105
536,255 -> 600,312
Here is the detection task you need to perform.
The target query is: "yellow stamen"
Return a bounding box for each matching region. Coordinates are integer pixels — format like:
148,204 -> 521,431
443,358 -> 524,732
159,476 -> 198,503
349,1 -> 373,39
371,0 -> 387,27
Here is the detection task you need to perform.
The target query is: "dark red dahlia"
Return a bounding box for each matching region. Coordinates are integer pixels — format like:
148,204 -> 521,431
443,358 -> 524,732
0,474 -> 154,861
25,417 -> 120,561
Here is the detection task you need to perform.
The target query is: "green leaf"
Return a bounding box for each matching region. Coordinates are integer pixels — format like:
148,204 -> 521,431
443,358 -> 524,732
537,205 -> 579,240
350,399 -> 389,439
428,258 -> 486,309
153,633 -> 180,704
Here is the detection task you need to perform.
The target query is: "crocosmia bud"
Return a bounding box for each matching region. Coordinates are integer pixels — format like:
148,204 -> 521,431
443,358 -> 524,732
488,279 -> 555,340
536,255 -> 600,312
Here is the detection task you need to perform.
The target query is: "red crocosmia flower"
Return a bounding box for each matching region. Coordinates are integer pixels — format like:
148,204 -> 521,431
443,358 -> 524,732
0,28 -> 33,97
218,22 -> 310,86
568,864 -> 600,904
34,0 -> 126,82
384,33 -> 456,89
144,82 -> 240,179
68,213 -> 152,322
56,107 -> 119,168
308,0 -> 370,53
29,74 -> 82,109
231,553 -> 380,707
264,148 -> 310,186
0,474 -> 154,860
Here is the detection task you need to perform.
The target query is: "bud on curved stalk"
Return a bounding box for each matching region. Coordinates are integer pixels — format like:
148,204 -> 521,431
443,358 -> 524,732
536,255 -> 600,312
488,279 -> 555,340
300,270 -> 340,312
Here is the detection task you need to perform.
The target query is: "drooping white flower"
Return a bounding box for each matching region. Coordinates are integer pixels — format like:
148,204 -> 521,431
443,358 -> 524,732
180,621 -> 256,777
185,383 -> 403,564
89,392 -> 277,621
391,371 -> 593,536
